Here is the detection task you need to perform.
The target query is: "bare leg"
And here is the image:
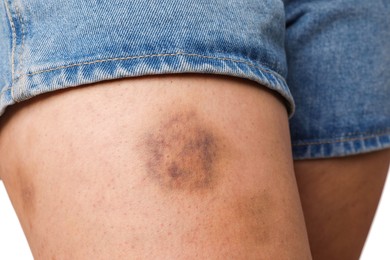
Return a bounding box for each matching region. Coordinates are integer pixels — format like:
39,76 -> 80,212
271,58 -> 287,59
0,75 -> 311,259
294,150 -> 390,260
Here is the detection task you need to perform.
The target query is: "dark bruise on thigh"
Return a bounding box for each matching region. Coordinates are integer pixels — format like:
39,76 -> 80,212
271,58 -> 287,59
139,110 -> 226,193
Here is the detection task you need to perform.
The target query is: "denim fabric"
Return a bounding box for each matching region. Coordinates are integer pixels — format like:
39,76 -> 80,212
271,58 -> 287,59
0,0 -> 292,114
0,0 -> 389,159
284,0 -> 390,158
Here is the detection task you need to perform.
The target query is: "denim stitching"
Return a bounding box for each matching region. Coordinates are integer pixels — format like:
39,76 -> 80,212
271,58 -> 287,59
25,52 -> 286,84
343,129 -> 390,137
292,129 -> 390,146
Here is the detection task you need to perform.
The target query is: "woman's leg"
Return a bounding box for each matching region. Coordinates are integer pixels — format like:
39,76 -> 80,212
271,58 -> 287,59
295,150 -> 390,260
0,74 -> 312,259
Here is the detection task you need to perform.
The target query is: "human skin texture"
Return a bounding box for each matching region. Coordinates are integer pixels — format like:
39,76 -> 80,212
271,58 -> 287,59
0,75 -> 312,259
295,149 -> 390,260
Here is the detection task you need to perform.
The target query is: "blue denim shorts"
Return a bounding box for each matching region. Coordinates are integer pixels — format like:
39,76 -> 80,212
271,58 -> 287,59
0,0 -> 389,159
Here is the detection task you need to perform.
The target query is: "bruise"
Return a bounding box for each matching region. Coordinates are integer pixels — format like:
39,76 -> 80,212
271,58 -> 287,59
139,110 -> 224,193
233,194 -> 271,245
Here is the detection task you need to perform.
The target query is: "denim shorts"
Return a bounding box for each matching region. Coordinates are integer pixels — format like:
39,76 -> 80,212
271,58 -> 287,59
0,0 -> 389,159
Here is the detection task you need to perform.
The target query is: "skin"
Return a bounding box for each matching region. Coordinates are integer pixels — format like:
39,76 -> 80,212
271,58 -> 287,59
136,109 -> 226,193
295,149 -> 390,260
1,74 -> 388,259
0,74 -> 312,259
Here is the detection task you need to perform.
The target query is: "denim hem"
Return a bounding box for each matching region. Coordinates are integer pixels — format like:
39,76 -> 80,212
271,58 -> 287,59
292,131 -> 390,159
0,86 -> 13,116
0,52 -> 295,118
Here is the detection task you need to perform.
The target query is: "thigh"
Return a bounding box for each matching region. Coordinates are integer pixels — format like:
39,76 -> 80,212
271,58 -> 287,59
286,0 -> 390,256
0,75 -> 311,259
294,150 -> 390,260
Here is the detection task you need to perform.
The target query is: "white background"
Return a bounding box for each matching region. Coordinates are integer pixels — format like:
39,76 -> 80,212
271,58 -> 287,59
1,167 -> 389,259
